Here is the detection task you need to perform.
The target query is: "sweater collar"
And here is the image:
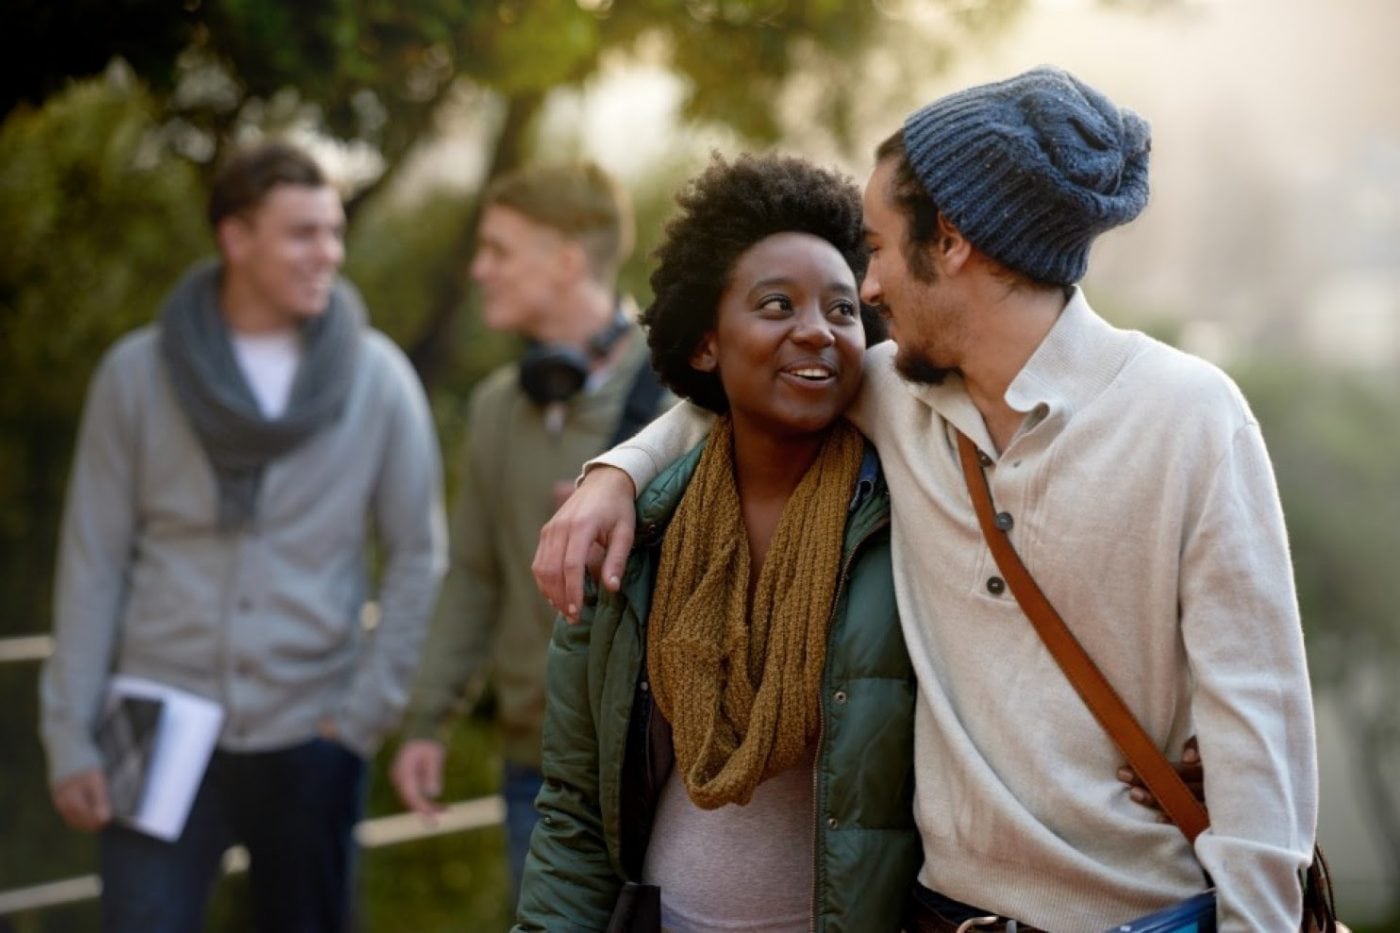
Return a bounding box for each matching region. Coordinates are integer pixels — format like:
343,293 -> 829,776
913,287 -> 1135,454
1003,287 -> 1134,422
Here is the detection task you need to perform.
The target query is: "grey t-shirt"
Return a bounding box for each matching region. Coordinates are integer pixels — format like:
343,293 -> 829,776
642,747 -> 815,932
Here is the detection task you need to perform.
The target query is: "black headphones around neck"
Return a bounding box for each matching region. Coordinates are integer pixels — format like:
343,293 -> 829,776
518,306 -> 631,407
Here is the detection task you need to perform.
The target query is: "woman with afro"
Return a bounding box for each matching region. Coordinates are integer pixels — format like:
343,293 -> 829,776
514,153 -> 919,931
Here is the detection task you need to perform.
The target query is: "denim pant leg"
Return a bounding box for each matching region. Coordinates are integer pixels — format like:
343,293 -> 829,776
224,737 -> 368,933
502,761 -> 544,907
99,753 -> 234,933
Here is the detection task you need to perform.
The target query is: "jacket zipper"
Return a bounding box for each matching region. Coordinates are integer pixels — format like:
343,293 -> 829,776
810,514 -> 890,931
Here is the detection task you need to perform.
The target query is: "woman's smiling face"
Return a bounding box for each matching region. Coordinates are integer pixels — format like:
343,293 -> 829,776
691,231 -> 865,439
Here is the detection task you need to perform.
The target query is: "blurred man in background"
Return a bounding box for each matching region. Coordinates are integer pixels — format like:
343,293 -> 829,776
390,161 -> 668,902
40,139 -> 447,932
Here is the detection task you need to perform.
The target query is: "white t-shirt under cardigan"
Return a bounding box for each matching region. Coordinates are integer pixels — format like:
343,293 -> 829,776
590,289 -> 1317,932
230,328 -> 302,419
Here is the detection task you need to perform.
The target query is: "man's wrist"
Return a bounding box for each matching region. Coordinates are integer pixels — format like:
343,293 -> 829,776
47,738 -> 104,790
584,463 -> 637,498
400,710 -> 450,745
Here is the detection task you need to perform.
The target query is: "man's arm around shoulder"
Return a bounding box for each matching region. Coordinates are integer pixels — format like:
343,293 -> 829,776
533,400 -> 711,617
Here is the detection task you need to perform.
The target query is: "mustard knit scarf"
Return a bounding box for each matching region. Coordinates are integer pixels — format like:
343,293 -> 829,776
646,416 -> 864,809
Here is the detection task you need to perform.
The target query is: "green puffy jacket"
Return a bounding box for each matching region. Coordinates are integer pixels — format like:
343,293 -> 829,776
516,439 -> 920,931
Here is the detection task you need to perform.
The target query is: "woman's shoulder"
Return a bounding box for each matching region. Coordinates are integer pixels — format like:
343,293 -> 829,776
634,434 -> 710,537
846,441 -> 890,527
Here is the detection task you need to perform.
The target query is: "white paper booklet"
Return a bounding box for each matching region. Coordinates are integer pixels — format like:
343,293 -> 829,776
105,674 -> 225,841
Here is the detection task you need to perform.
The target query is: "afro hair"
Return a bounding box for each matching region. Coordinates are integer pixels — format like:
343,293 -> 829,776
641,152 -> 881,413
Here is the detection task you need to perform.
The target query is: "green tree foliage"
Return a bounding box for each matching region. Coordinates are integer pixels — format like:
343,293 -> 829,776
1238,360 -> 1400,907
6,0 -> 901,149
1,2 -> 198,116
0,72 -> 210,629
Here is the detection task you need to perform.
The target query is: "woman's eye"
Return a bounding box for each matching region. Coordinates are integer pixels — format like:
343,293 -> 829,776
758,295 -> 792,314
831,300 -> 858,318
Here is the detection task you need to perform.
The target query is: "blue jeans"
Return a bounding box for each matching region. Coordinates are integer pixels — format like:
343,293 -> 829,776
502,761 -> 544,907
100,736 -> 367,933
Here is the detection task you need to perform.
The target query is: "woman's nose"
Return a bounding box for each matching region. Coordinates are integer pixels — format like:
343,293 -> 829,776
791,307 -> 835,347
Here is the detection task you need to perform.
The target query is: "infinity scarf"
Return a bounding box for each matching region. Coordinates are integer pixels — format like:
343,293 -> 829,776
159,260 -> 364,530
647,416 -> 863,809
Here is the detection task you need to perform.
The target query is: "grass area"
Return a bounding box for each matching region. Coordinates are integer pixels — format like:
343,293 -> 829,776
354,715 -> 514,931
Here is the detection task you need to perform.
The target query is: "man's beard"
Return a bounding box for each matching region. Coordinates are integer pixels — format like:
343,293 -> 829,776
894,343 -> 956,386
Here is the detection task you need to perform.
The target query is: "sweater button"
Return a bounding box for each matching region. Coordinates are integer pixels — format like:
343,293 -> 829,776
977,450 -> 993,468
833,690 -> 847,705
986,576 -> 1006,596
827,817 -> 838,829
994,511 -> 1014,531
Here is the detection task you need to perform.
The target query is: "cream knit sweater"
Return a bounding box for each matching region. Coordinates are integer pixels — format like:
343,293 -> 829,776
592,290 -> 1317,931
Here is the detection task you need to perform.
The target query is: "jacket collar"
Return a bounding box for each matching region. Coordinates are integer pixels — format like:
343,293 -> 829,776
633,433 -> 886,553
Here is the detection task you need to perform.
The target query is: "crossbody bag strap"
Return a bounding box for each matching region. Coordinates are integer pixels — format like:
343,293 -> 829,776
954,429 -> 1211,843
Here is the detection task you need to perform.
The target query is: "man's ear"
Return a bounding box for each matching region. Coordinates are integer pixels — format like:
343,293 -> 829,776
217,216 -> 251,265
556,239 -> 589,285
935,214 -> 972,274
690,333 -> 718,373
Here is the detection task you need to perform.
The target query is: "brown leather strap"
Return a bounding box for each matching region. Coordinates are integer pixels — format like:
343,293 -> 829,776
954,430 -> 1210,843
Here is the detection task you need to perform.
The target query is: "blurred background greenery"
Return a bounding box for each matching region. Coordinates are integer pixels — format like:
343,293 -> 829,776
2,0 -> 1397,929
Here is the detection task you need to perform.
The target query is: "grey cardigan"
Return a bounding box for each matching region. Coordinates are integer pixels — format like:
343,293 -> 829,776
41,324 -> 447,784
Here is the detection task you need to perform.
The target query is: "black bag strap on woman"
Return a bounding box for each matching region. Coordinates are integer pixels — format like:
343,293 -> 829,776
953,430 -> 1338,933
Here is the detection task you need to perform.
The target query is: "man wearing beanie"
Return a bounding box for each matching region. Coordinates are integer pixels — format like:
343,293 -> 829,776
536,66 -> 1318,931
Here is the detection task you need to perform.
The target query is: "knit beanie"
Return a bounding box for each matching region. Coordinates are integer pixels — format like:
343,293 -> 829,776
901,65 -> 1150,285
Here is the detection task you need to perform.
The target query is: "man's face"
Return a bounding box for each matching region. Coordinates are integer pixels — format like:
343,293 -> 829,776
860,158 -> 963,385
470,205 -> 576,336
224,184 -> 346,322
